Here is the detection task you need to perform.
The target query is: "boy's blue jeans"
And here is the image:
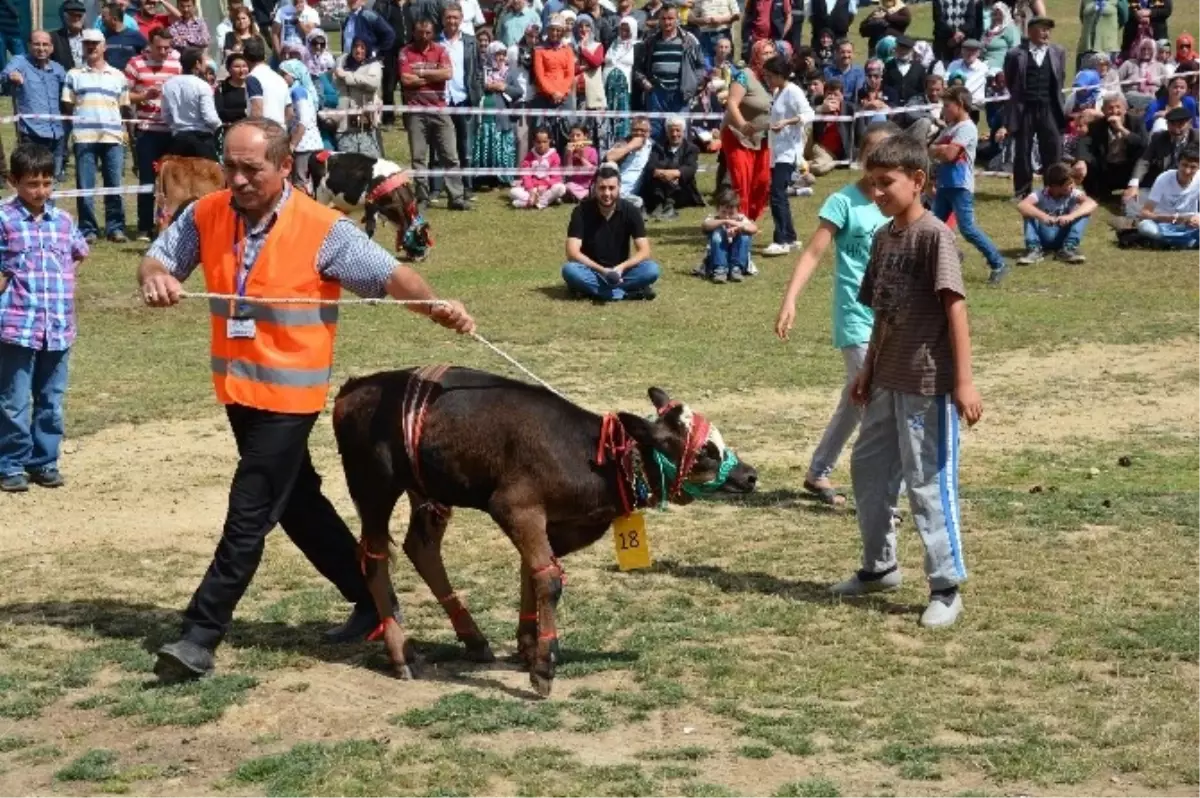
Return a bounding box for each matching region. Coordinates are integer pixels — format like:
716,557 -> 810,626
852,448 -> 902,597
0,342 -> 70,478
1023,216 -> 1089,251
562,260 -> 660,300
74,142 -> 126,237
707,228 -> 751,274
933,187 -> 1005,271
1137,220 -> 1200,249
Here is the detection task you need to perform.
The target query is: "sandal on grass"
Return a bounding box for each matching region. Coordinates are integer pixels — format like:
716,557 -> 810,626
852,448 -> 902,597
803,479 -> 847,507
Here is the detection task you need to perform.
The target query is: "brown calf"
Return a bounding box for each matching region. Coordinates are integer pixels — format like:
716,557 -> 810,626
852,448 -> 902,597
332,366 -> 758,697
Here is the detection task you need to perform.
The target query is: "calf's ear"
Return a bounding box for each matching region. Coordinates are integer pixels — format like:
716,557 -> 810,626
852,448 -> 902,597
648,387 -> 672,410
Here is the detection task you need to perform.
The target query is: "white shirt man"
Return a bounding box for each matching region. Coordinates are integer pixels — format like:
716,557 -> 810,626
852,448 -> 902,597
248,60 -> 291,125
936,40 -> 989,103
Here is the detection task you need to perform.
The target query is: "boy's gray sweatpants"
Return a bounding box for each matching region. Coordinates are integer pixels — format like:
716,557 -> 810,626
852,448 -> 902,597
850,388 -> 967,592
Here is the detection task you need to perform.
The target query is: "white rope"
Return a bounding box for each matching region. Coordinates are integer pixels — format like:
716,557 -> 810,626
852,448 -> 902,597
175,291 -> 571,400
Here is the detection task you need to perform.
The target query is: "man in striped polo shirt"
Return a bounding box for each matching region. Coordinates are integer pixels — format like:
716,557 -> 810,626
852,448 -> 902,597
125,27 -> 181,241
633,6 -> 703,138
61,29 -> 131,243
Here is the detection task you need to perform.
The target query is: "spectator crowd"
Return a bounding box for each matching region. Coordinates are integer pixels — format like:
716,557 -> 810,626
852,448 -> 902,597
0,0 -> 1194,256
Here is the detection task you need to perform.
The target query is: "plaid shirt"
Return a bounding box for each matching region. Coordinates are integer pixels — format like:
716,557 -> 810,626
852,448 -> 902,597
0,198 -> 90,351
168,16 -> 211,50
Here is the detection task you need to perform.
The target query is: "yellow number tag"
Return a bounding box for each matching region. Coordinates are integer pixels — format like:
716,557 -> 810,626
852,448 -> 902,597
612,512 -> 652,571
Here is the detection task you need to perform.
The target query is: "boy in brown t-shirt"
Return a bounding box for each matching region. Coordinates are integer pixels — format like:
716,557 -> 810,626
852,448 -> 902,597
830,134 -> 983,629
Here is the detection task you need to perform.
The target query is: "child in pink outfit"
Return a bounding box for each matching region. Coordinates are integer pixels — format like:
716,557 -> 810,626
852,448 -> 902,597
563,124 -> 598,202
511,128 -> 568,209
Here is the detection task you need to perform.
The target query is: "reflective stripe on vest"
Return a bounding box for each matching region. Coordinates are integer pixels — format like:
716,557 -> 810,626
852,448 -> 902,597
193,188 -> 344,414
207,297 -> 340,325
211,357 -> 334,388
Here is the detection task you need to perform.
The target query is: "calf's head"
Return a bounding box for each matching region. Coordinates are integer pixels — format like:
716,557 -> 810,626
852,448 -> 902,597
621,387 -> 758,505
373,176 -> 433,261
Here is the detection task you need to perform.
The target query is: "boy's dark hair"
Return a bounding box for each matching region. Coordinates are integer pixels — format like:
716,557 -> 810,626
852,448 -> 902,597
225,51 -> 248,71
804,70 -> 824,85
180,47 -> 206,75
715,187 -> 740,208
943,85 -> 973,111
762,54 -> 790,77
860,120 -> 902,152
10,143 -> 56,181
1181,143 -> 1200,164
925,72 -> 945,87
824,78 -> 844,94
865,133 -> 930,176
1044,162 -> 1073,187
148,26 -> 172,42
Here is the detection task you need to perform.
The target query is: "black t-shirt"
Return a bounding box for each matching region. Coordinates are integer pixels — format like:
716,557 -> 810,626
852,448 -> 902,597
567,198 -> 646,268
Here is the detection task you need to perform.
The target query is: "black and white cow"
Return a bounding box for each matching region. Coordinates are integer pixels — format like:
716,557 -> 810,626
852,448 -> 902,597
310,151 -> 433,260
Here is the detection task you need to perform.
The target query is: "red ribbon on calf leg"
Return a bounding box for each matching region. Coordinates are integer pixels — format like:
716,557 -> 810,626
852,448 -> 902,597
366,615 -> 399,642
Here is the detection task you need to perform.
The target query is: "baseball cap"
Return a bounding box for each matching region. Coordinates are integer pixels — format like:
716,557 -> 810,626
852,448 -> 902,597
962,38 -> 982,49
82,29 -> 105,43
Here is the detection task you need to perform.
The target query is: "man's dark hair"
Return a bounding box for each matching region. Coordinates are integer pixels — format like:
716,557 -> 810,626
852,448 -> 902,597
762,54 -> 790,78
103,2 -> 124,17
943,85 -> 973,110
1181,142 -> 1200,164
228,118 -> 292,166
148,25 -> 172,42
1044,162 -> 1072,187
10,143 -> 55,180
180,47 -> 206,74
242,36 -> 266,64
595,162 -> 621,181
714,187 -> 740,208
865,133 -> 930,175
925,72 -> 945,87
835,37 -> 852,48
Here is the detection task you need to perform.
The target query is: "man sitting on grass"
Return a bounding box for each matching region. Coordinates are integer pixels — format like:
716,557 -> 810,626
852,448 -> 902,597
561,163 -> 660,302
1015,162 -> 1098,265
1135,142 -> 1200,249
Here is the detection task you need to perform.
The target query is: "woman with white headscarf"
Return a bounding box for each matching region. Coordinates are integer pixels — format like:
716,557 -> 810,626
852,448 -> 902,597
980,3 -> 1018,71
474,40 -> 520,188
575,14 -> 613,151
604,16 -> 638,142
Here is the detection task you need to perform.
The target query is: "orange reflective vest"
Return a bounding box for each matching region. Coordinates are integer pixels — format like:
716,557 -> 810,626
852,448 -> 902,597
194,189 -> 342,414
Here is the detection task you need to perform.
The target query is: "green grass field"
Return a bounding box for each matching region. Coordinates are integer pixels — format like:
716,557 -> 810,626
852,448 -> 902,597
0,0 -> 1197,793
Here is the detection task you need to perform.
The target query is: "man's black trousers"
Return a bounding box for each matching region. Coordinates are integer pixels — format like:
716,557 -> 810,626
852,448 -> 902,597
1013,102 -> 1063,198
181,404 -> 372,649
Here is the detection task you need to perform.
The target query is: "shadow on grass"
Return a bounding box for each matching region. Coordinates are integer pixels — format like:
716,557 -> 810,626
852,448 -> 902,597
0,599 -> 630,692
651,559 -> 925,616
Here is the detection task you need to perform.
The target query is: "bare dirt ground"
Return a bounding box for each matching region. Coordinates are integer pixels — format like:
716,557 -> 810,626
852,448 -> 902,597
0,337 -> 1196,797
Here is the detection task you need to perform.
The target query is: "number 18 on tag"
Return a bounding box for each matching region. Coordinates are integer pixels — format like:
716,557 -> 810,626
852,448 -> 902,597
612,512 -> 652,571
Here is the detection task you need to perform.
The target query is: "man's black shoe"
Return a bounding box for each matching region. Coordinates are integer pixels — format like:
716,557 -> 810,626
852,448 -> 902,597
324,598 -> 400,643
154,640 -> 215,684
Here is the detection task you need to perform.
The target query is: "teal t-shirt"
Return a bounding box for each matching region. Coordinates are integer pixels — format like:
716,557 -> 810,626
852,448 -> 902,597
817,183 -> 888,349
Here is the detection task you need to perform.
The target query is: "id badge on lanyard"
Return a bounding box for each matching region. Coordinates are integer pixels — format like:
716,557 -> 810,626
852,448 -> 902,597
227,220 -> 257,340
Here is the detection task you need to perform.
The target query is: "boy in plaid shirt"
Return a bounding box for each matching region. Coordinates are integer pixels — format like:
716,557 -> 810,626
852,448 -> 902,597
0,144 -> 90,492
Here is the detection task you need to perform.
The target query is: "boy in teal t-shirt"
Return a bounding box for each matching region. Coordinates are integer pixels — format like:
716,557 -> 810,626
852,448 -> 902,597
775,122 -> 897,507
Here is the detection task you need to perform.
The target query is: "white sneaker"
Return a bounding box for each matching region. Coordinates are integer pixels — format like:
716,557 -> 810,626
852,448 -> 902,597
829,569 -> 902,596
745,260 -> 759,275
762,242 -> 791,257
920,593 -> 963,628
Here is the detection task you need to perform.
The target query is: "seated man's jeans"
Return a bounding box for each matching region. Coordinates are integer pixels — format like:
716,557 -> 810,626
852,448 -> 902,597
561,260 -> 660,300
1023,216 -> 1089,251
1137,219 -> 1200,248
706,228 -> 751,275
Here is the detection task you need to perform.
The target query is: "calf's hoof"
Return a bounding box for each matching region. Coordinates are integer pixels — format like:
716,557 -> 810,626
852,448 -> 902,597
530,670 -> 554,698
464,640 -> 496,664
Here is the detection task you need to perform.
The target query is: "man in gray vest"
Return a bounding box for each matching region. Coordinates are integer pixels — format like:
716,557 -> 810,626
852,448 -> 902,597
997,16 -> 1066,199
